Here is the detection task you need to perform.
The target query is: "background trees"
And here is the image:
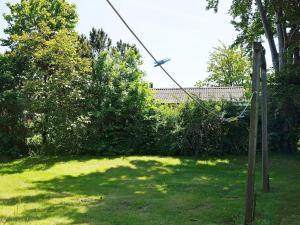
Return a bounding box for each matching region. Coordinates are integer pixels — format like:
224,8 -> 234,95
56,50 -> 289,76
206,0 -> 299,70
3,0 -> 77,39
2,0 -> 91,154
1,1 -> 160,156
206,0 -> 300,153
0,53 -> 26,156
0,0 -> 297,157
196,43 -> 251,96
81,32 -> 158,154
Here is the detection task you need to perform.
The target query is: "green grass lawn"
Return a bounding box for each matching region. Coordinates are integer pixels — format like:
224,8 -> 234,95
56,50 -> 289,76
0,154 -> 299,225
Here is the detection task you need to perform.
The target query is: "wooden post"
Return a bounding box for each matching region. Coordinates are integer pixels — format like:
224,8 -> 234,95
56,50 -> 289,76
261,49 -> 270,192
244,42 -> 262,225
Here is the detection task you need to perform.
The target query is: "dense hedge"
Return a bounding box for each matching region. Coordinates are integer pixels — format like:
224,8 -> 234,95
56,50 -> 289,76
0,0 -> 249,157
81,99 -> 250,157
152,101 -> 249,156
1,40 -> 251,157
0,29 -> 251,157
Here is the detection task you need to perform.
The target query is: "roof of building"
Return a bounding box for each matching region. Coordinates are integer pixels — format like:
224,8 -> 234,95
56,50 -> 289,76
152,86 -> 245,104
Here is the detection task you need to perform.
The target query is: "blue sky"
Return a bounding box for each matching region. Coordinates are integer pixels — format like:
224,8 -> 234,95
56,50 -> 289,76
1,0 -> 239,87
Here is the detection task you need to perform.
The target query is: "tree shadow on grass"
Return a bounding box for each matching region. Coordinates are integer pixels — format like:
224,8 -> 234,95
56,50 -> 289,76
1,157 -> 247,225
0,155 -> 107,175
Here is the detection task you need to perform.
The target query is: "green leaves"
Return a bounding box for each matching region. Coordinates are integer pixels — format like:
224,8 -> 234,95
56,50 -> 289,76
0,53 -> 27,156
205,0 -> 220,12
206,0 -> 300,153
1,0 -> 91,155
0,0 -> 259,156
197,43 -> 251,96
3,0 -> 78,40
85,37 -> 156,153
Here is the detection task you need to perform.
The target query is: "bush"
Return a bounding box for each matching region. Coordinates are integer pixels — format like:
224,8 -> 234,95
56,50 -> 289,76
142,100 -> 250,157
0,54 -> 27,157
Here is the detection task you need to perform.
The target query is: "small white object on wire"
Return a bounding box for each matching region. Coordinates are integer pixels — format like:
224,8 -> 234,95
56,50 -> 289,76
105,0 -> 252,123
154,58 -> 171,67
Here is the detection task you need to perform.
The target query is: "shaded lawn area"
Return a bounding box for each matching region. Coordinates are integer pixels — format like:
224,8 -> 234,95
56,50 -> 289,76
0,154 -> 299,225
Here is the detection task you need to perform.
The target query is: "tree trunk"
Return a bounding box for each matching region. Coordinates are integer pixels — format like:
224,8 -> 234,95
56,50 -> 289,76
261,49 -> 270,192
294,47 -> 300,64
255,0 -> 279,73
281,101 -> 299,153
275,8 -> 285,71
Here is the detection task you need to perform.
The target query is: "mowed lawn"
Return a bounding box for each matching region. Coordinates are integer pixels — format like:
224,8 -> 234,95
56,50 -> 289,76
0,154 -> 299,225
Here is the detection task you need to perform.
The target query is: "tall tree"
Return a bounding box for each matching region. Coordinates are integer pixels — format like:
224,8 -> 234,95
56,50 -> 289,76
3,0 -> 78,47
206,0 -> 300,153
0,53 -> 26,156
197,43 -> 251,96
78,28 -> 156,153
90,28 -> 112,58
2,0 -> 91,153
206,0 -> 299,72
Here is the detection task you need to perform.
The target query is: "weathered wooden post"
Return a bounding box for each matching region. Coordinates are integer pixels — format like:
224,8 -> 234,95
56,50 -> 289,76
244,42 -> 262,225
261,48 -> 270,192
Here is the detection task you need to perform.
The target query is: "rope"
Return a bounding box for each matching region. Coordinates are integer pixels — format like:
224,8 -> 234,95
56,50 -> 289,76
105,0 -> 251,123
105,0 -> 221,117
222,92 -> 255,122
237,92 -> 255,118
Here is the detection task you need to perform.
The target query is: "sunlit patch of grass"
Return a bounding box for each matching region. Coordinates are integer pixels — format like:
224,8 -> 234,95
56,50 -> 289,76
196,158 -> 230,166
0,154 -> 299,225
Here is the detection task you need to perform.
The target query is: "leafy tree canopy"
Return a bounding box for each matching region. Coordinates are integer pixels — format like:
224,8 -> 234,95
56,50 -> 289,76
197,43 -> 251,95
206,0 -> 300,71
2,0 -> 78,47
205,0 -> 300,152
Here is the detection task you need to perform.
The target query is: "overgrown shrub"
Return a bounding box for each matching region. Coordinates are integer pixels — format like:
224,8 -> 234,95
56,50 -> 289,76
158,101 -> 250,156
267,64 -> 300,153
0,0 -> 251,157
0,54 -> 27,157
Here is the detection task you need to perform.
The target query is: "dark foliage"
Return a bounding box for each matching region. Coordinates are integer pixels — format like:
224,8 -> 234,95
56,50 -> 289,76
0,54 -> 27,157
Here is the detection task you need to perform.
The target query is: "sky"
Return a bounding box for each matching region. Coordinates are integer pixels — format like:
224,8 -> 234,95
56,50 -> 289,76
1,0 -> 241,87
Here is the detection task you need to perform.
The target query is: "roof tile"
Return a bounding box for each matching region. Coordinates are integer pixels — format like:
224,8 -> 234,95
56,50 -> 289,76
152,87 -> 244,103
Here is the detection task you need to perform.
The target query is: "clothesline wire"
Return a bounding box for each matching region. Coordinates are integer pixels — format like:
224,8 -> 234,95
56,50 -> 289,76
105,0 -> 253,122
